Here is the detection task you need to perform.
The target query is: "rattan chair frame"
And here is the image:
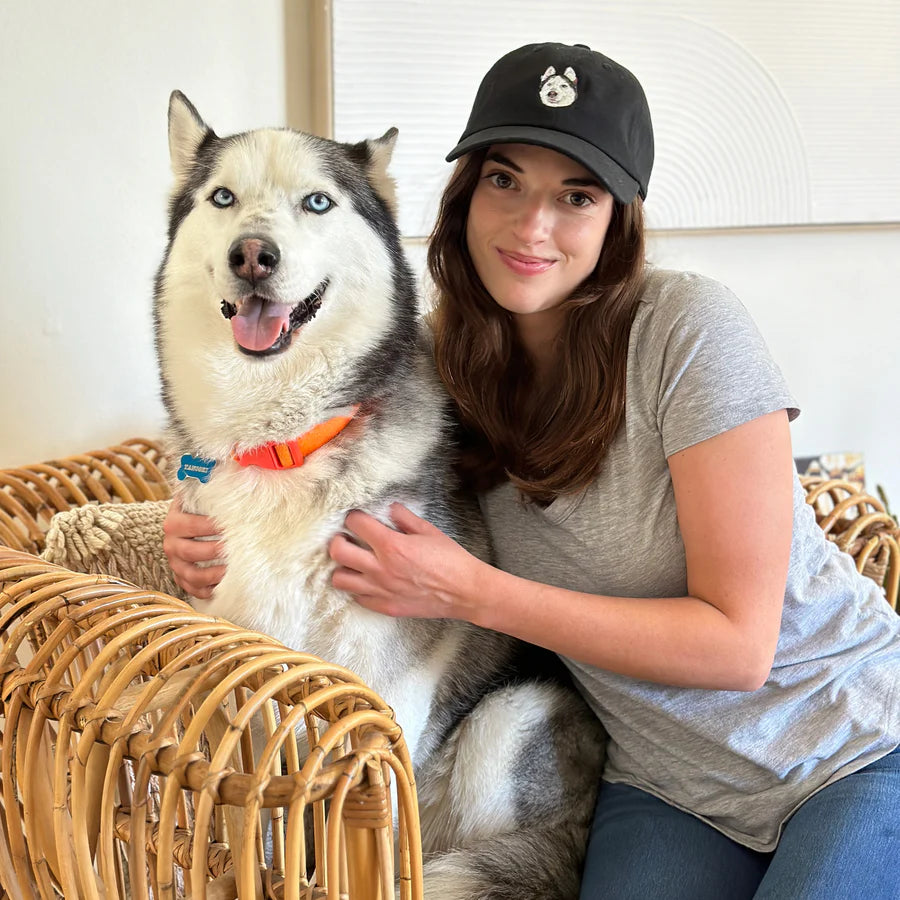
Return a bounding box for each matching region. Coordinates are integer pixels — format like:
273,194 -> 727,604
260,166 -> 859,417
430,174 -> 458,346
0,441 -> 424,898
801,476 -> 900,610
0,440 -> 170,556
0,549 -> 424,899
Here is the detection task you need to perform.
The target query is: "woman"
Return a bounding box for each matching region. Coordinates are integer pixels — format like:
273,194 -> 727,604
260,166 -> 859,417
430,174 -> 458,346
165,42 -> 900,899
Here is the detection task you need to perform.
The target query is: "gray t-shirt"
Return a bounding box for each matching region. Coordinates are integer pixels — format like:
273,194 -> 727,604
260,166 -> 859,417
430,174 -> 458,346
480,268 -> 900,851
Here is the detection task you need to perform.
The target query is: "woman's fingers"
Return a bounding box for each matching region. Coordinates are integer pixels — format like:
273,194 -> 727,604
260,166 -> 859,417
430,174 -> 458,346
388,502 -> 437,535
331,565 -> 372,595
343,505 -> 433,545
171,561 -> 228,598
329,533 -> 376,573
171,537 -> 226,564
163,503 -> 221,540
162,497 -> 227,600
342,509 -> 394,546
162,499 -> 227,598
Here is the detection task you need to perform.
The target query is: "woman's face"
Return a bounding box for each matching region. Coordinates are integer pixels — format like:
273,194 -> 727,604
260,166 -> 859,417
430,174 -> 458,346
465,143 -> 614,329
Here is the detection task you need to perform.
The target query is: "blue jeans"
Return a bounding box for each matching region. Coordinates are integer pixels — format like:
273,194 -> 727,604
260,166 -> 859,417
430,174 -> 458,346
579,745 -> 900,899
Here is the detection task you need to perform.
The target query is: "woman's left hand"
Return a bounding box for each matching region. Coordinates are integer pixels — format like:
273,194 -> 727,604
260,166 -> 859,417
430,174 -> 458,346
329,503 -> 483,621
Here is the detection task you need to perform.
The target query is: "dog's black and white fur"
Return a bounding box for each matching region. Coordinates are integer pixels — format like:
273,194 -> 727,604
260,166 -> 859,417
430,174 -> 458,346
154,92 -> 606,899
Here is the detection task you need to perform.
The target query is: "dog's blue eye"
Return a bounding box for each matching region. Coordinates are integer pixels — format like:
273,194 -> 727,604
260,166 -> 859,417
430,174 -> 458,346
210,187 -> 235,208
303,192 -> 333,214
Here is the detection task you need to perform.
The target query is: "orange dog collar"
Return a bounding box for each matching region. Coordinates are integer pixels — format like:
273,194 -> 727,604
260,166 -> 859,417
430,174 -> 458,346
233,406 -> 360,470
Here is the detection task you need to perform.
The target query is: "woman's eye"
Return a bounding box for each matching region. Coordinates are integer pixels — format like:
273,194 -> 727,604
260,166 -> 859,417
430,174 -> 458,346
566,191 -> 594,208
302,192 -> 334,214
488,171 -> 514,189
210,187 -> 235,208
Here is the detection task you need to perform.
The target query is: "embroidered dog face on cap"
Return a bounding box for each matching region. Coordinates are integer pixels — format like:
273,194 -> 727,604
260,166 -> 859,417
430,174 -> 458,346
539,66 -> 577,107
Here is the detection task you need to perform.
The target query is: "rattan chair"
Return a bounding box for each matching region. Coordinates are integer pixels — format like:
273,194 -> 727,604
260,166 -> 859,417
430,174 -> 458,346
0,440 -> 423,899
0,442 -> 897,899
800,476 -> 900,608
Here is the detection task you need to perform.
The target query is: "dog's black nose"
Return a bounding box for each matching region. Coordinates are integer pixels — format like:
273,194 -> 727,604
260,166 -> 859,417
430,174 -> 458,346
228,236 -> 280,284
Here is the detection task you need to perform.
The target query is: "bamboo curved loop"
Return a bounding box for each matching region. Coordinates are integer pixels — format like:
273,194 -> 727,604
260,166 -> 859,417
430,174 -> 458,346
0,440 -> 169,554
0,548 -> 423,899
800,476 -> 900,610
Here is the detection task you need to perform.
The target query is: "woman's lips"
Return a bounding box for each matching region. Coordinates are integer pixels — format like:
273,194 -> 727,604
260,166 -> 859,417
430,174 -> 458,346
497,248 -> 556,275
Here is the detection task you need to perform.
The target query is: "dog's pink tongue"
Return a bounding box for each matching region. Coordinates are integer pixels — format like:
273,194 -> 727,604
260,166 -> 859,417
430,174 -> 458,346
231,298 -> 293,351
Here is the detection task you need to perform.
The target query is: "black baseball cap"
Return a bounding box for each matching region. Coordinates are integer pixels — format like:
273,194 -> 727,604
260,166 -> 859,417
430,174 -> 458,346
446,42 -> 654,204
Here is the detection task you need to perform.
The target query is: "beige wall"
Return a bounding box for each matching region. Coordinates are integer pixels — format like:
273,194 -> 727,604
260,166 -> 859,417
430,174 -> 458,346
0,1 -> 287,466
2,2 -> 899,496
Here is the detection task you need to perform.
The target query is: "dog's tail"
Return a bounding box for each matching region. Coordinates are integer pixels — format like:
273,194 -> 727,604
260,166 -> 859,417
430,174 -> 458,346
415,679 -> 605,900
420,822 -> 590,900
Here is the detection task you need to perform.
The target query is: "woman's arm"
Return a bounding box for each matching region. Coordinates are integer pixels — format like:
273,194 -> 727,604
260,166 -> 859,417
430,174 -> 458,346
330,410 -> 794,691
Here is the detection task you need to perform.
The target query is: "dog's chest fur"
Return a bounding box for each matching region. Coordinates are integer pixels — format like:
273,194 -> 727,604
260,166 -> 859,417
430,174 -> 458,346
176,417 -> 457,763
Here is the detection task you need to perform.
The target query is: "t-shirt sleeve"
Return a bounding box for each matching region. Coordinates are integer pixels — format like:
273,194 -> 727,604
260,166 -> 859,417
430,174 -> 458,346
635,272 -> 800,458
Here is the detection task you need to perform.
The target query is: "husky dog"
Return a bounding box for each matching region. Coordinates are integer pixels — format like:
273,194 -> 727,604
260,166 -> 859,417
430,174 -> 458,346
155,92 -> 605,899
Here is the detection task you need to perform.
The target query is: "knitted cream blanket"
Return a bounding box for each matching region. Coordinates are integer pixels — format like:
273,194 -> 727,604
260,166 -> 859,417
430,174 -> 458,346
41,500 -> 186,600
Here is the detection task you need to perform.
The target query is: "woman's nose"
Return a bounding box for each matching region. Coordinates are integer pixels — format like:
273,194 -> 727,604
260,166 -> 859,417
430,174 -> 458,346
512,198 -> 551,243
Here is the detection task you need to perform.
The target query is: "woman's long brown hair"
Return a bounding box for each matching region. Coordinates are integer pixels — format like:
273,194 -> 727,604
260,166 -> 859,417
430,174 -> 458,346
428,149 -> 647,504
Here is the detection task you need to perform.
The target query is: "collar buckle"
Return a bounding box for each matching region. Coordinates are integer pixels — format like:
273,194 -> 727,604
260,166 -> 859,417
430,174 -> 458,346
232,406 -> 360,471
271,439 -> 304,469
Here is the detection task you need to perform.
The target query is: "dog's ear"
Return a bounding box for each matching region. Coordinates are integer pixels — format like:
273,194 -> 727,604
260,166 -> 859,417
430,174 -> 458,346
564,67 -> 577,85
541,66 -> 556,83
168,91 -> 212,184
365,127 -> 399,217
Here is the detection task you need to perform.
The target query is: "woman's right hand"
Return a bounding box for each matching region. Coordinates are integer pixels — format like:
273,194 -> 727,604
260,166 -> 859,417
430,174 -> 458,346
162,495 -> 227,599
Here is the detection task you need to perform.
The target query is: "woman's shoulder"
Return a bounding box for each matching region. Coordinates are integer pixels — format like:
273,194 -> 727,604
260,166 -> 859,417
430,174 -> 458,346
639,267 -> 742,312
629,269 -> 799,447
634,267 -> 752,345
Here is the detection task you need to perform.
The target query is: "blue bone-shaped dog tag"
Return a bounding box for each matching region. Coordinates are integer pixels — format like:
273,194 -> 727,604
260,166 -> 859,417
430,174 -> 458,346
177,454 -> 217,484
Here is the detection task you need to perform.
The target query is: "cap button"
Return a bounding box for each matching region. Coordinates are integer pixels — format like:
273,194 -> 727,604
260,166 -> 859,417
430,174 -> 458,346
573,43 -> 591,50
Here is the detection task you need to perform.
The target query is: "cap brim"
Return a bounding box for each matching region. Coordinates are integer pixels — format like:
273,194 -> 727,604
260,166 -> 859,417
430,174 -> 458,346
446,125 -> 642,204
